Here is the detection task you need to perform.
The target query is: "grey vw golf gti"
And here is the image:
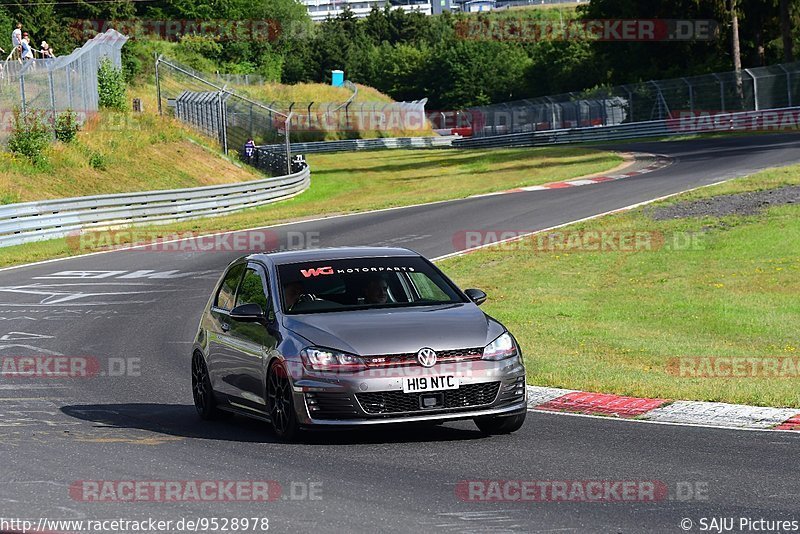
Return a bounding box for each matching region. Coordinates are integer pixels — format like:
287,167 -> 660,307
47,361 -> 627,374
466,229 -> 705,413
192,247 -> 527,440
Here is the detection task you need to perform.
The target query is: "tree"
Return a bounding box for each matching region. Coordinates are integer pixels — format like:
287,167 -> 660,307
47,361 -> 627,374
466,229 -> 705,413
730,0 -> 742,72
426,38 -> 532,108
780,0 -> 793,61
371,42 -> 432,101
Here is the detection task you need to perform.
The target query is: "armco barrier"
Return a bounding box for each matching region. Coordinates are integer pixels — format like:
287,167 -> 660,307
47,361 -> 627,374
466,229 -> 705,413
261,135 -> 458,155
454,107 -> 800,148
0,165 -> 310,248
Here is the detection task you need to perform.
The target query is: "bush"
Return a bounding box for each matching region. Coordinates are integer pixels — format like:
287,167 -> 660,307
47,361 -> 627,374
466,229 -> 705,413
98,57 -> 128,111
122,49 -> 143,84
176,35 -> 223,60
54,110 -> 80,143
7,109 -> 51,165
88,152 -> 107,170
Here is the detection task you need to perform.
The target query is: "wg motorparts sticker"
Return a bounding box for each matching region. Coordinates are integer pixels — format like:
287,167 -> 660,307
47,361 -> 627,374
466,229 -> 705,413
300,266 -> 417,278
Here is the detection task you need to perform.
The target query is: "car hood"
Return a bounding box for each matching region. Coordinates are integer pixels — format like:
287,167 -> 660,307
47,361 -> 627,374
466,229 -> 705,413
282,304 -> 504,356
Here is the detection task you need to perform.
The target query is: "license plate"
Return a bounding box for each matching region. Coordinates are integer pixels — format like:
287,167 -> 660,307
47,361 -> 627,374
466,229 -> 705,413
403,375 -> 459,394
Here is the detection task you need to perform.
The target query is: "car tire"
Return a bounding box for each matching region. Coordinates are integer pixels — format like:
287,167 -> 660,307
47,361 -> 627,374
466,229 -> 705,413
267,362 -> 301,442
192,352 -> 223,420
474,411 -> 526,435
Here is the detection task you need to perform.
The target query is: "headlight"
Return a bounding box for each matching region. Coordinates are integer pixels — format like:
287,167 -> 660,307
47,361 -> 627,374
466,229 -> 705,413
301,347 -> 367,372
482,332 -> 518,361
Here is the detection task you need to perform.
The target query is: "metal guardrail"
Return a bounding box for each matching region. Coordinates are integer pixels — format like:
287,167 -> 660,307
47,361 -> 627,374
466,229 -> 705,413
0,165 -> 310,248
262,135 -> 458,155
453,107 -> 800,148
8,105 -> 788,248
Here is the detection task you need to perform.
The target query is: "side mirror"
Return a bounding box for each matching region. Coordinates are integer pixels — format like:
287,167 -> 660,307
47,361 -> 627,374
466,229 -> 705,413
464,288 -> 487,306
230,303 -> 265,322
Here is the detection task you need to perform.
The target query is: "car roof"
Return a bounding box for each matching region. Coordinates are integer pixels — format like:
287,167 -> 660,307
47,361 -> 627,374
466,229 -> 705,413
249,246 -> 420,266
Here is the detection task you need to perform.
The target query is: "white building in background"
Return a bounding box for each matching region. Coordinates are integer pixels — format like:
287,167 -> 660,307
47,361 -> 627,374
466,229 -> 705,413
302,0 -> 432,22
462,0 -> 495,11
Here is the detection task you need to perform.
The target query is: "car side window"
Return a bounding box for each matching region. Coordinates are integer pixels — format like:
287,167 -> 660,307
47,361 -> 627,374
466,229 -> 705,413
408,272 -> 450,301
235,267 -> 270,312
215,264 -> 245,311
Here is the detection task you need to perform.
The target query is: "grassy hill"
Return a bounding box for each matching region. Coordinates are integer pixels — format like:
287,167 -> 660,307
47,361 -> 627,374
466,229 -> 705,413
1,40 -> 430,206
234,81 -> 395,105
0,110 -> 263,204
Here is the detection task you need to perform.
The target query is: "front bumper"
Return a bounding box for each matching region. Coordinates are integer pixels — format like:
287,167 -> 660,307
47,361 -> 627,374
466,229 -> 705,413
301,399 -> 528,426
290,356 -> 527,426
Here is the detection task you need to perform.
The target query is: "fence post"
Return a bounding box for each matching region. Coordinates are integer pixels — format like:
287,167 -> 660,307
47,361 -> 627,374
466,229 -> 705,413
249,103 -> 254,140
19,67 -> 27,115
713,73 -> 725,112
285,112 -> 293,176
744,68 -> 757,110
81,56 -> 89,113
218,86 -> 228,155
155,53 -> 163,115
777,64 -> 792,107
619,86 -> 633,123
545,97 -> 556,130
48,68 -> 57,121
682,78 -> 694,112
67,67 -> 74,109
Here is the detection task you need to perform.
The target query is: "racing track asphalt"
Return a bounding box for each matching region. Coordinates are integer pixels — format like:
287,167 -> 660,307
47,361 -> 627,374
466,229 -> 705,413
1,133 -> 799,533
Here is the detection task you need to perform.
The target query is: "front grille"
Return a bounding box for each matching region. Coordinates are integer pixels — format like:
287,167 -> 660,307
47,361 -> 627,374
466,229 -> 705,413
363,348 -> 483,368
305,392 -> 360,419
356,382 -> 501,415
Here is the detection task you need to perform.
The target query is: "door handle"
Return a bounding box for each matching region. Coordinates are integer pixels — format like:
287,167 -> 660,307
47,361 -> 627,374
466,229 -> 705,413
221,322 -> 230,332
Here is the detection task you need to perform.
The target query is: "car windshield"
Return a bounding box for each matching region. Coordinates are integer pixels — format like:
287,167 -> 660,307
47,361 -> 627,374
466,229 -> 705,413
277,256 -> 466,314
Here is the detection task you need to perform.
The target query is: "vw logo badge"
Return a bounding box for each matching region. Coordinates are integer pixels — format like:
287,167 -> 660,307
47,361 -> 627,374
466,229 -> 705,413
417,348 -> 437,368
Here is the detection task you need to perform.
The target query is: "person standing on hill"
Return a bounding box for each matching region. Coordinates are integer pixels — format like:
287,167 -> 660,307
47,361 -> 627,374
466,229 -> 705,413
11,22 -> 22,53
40,41 -> 54,58
244,138 -> 256,162
20,32 -> 33,60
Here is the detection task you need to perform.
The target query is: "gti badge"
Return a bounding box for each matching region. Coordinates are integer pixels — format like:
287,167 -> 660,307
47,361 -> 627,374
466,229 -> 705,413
417,348 -> 437,368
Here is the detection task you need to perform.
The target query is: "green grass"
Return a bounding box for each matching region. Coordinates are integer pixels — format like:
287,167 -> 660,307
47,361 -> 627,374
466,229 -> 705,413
0,146 -> 621,267
235,81 -> 394,106
1,110 -> 263,202
441,164 -> 800,408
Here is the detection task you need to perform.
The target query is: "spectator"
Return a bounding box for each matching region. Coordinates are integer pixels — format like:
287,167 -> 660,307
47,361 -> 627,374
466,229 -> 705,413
40,41 -> 54,58
244,138 -> 255,162
20,32 -> 33,60
11,22 -> 22,50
